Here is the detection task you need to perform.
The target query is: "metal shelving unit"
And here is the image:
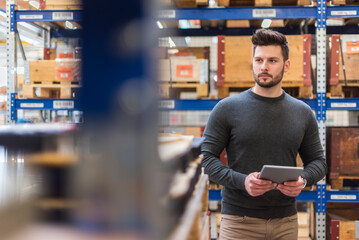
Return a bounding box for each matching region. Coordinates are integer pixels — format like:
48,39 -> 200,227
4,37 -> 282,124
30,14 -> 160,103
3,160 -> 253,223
160,1 -> 359,239
6,1 -> 82,124
159,98 -> 359,111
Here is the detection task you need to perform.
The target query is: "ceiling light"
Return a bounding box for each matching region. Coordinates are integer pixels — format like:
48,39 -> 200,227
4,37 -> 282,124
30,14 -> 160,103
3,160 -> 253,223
168,37 -> 176,48
261,19 -> 272,28
156,21 -> 163,29
65,21 -> 74,29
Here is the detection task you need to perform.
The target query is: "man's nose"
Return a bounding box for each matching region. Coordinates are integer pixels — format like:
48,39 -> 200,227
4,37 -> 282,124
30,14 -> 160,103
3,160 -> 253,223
260,61 -> 269,71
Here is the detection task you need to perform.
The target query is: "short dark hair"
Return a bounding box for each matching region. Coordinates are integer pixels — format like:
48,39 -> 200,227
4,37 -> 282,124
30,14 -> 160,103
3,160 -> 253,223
252,29 -> 289,61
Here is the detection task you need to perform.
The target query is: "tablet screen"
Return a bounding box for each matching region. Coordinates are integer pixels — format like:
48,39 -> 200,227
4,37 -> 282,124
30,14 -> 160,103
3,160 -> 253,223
259,165 -> 303,184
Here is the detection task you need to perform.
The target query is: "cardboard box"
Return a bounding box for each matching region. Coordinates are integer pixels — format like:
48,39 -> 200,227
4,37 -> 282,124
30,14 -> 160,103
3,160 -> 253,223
159,58 -> 208,83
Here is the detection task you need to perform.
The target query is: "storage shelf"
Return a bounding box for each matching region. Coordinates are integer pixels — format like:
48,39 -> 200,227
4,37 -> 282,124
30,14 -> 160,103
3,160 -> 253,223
159,6 -> 316,20
15,10 -> 82,22
327,5 -> 359,18
159,98 -> 359,111
15,99 -> 80,111
159,5 -> 359,20
209,189 -> 359,203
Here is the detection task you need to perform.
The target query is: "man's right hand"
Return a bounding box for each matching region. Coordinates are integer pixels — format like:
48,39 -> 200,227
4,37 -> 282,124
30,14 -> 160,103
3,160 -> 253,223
245,172 -> 277,197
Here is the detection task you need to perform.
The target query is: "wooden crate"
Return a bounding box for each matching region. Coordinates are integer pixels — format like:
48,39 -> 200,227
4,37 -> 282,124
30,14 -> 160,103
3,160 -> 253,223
217,35 -> 312,98
326,208 -> 359,240
29,60 -> 81,84
217,0 -> 311,7
329,35 -> 359,97
327,127 -> 359,181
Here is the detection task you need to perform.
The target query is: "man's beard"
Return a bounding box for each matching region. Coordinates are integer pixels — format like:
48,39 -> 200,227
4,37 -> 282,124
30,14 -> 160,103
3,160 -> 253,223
253,67 -> 284,88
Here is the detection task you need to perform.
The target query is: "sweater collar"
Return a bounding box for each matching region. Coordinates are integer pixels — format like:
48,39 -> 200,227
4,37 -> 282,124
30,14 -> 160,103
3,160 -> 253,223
248,88 -> 285,102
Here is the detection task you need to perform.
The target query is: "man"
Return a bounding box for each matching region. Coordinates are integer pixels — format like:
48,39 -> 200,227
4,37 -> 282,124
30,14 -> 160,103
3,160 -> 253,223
201,29 -> 327,240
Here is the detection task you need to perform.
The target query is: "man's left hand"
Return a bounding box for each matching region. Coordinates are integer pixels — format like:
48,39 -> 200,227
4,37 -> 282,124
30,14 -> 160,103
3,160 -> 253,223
276,176 -> 305,197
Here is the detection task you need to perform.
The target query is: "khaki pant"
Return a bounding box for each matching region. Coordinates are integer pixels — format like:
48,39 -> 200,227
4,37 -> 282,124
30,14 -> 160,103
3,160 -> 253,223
220,213 -> 298,240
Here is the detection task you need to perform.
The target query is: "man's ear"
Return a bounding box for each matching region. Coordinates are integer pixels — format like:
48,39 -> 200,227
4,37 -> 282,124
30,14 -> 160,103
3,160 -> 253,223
284,59 -> 290,72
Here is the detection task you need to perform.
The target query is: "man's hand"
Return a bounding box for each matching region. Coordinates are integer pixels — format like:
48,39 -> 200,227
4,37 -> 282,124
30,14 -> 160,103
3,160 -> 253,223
276,176 -> 305,197
245,172 -> 277,197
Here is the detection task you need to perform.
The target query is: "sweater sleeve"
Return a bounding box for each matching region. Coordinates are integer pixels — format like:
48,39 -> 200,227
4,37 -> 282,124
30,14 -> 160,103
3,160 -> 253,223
201,101 -> 247,190
298,111 -> 328,186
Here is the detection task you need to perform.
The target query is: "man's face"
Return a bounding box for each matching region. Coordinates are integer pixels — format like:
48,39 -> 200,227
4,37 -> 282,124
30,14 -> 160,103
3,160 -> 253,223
252,45 -> 290,88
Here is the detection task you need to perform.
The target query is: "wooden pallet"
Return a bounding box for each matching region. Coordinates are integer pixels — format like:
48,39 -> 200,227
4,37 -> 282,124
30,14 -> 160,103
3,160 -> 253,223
332,0 -> 359,5
163,0 -> 209,8
330,84 -> 359,97
30,81 -> 81,86
217,82 -> 313,98
22,83 -> 81,99
218,0 -> 311,7
42,0 -> 82,10
159,82 -> 209,98
330,176 -> 359,190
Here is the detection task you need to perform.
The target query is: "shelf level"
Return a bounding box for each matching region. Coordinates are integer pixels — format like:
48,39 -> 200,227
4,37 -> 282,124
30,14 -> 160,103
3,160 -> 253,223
15,10 -> 82,22
16,99 -> 80,111
159,99 -> 359,111
158,6 -> 316,20
209,189 -> 359,203
327,5 -> 359,18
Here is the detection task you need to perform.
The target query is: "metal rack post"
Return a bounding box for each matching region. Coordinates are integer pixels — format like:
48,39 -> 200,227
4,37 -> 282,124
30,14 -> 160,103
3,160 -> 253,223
6,0 -> 16,124
316,0 -> 327,239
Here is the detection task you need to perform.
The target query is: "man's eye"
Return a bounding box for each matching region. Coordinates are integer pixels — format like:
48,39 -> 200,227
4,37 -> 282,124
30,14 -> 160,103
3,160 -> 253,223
256,59 -> 262,62
270,60 -> 277,62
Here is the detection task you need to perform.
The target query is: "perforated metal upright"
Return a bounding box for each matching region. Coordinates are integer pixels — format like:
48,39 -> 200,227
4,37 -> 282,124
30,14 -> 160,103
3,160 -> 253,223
6,0 -> 16,124
316,0 -> 327,239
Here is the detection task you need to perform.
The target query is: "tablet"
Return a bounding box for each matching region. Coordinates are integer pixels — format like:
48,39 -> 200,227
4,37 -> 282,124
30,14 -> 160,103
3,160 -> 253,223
259,165 -> 303,184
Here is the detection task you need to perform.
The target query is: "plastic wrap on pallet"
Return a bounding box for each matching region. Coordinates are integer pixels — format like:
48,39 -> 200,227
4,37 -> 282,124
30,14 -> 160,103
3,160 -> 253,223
326,110 -> 359,127
55,59 -> 81,82
159,111 -> 211,126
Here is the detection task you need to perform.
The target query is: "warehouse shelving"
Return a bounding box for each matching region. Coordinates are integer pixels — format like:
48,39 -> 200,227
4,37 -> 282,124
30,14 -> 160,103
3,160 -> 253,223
159,1 -> 359,239
159,6 -> 316,20
159,4 -> 359,20
159,98 -> 359,111
6,2 -> 82,124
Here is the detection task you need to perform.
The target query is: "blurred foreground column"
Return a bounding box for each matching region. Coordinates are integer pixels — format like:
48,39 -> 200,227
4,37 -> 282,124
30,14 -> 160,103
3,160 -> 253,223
75,0 -> 164,239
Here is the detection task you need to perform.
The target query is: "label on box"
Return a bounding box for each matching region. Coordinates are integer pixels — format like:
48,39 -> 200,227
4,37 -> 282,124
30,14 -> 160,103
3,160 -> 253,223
20,103 -> 44,108
52,12 -> 74,20
57,67 -> 73,80
158,10 -> 176,19
19,14 -> 43,20
59,52 -> 74,59
253,9 -> 276,18
331,102 -> 357,108
346,41 -> 359,54
176,65 -> 193,78
159,100 -> 175,109
331,10 -> 357,16
53,101 -> 74,109
331,194 -> 357,200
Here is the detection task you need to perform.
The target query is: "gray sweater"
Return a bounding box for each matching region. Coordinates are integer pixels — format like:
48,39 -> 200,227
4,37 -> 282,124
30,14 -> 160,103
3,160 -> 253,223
201,89 -> 327,219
